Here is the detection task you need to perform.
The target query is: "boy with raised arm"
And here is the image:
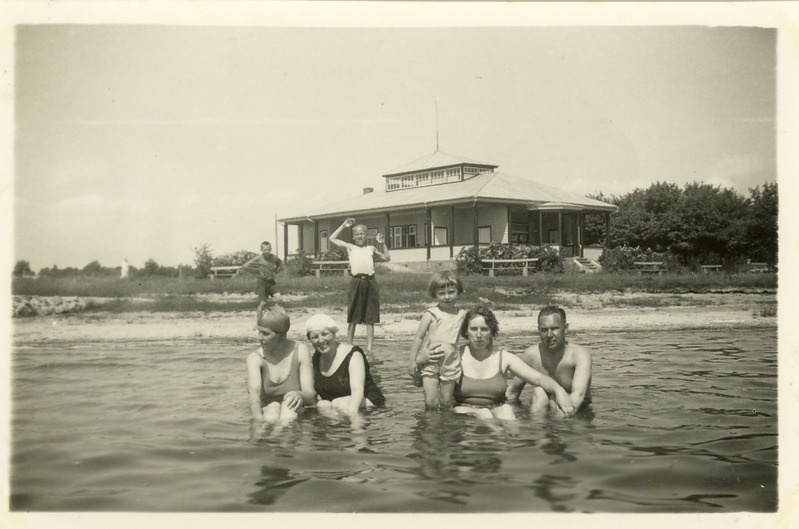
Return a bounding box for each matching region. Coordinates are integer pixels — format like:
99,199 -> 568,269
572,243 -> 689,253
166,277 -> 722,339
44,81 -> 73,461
328,218 -> 390,355
506,305 -> 592,414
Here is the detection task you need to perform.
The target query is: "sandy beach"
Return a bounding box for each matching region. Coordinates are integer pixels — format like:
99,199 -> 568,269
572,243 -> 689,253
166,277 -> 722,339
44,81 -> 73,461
11,290 -> 777,345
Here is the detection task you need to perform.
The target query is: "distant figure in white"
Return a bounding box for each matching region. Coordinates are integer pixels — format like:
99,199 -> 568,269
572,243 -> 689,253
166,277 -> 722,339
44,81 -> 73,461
120,259 -> 130,279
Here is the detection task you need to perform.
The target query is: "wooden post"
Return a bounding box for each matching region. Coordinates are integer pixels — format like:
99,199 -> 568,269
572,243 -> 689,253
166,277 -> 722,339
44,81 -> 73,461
426,205 -> 431,261
385,213 -> 390,249
473,201 -> 479,250
449,205 -> 455,258
282,222 -> 289,262
313,221 -> 319,259
578,211 -> 584,258
558,211 -> 563,248
604,213 -> 610,248
298,223 -> 304,255
539,211 -> 543,246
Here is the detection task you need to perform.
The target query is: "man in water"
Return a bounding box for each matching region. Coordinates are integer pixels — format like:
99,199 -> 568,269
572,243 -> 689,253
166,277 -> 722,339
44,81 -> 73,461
506,305 -> 592,414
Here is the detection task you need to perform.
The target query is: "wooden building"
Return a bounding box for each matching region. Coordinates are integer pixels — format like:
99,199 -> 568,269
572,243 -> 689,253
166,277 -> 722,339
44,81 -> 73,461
279,151 -> 616,264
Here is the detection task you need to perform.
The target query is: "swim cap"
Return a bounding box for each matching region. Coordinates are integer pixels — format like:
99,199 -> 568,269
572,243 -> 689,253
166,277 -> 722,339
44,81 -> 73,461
304,313 -> 339,335
256,306 -> 291,334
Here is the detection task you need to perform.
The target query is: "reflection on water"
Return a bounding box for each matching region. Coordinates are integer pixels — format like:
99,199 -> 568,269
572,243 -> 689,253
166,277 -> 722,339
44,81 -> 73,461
10,328 -> 777,512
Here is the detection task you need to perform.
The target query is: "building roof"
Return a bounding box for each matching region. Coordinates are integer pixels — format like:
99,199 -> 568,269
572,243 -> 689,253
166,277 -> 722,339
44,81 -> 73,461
280,170 -> 617,222
383,150 -> 497,176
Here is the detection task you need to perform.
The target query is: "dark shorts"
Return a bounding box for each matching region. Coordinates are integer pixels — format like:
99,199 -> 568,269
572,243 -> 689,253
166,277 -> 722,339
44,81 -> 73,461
256,277 -> 278,301
347,275 -> 380,325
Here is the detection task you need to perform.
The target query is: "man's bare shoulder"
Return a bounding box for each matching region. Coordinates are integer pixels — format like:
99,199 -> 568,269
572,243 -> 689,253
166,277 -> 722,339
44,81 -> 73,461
518,345 -> 543,365
565,341 -> 591,362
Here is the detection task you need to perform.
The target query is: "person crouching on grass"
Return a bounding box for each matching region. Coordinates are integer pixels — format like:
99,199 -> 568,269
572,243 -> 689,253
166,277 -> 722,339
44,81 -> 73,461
408,270 -> 467,410
245,306 -> 316,428
328,217 -> 390,356
237,241 -> 284,314
506,305 -> 592,416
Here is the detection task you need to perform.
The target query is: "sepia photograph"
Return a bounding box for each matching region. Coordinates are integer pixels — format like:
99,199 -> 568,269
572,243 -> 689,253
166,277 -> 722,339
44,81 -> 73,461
2,1 -> 797,527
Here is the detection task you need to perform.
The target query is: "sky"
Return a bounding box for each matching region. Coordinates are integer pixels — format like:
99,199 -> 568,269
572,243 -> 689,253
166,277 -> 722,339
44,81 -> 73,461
7,5 -> 784,271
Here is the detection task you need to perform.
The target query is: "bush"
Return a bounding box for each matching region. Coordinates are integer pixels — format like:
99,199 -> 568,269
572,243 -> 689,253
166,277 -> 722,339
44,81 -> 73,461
456,246 -> 482,275
599,246 -> 680,272
193,243 -> 213,279
319,247 -> 348,261
212,250 -> 257,267
455,244 -> 564,275
285,250 -> 315,277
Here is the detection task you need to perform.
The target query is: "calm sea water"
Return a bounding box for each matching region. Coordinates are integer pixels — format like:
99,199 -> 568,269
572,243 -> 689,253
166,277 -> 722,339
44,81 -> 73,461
11,328 -> 777,512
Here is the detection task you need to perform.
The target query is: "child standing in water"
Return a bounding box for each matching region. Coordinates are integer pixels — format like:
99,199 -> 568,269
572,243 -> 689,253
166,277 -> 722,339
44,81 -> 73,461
408,270 -> 467,409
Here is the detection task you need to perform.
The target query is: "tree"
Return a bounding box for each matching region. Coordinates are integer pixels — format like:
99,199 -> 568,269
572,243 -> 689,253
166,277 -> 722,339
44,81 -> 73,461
743,182 -> 778,265
13,260 -> 34,277
193,243 -> 214,279
143,259 -> 160,275
82,260 -> 103,276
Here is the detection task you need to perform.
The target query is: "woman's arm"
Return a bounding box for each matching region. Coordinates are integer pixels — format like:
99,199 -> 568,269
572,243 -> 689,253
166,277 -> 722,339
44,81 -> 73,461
346,350 -> 368,416
295,343 -> 317,406
408,312 -> 434,375
245,352 -> 264,420
505,353 -> 575,416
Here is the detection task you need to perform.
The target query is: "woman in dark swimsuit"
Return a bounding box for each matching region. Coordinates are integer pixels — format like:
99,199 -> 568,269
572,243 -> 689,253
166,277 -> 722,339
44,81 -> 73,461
305,313 -> 385,418
450,306 -> 575,420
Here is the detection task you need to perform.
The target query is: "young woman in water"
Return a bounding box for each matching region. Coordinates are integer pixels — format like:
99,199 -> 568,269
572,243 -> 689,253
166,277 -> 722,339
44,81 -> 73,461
245,306 -> 316,425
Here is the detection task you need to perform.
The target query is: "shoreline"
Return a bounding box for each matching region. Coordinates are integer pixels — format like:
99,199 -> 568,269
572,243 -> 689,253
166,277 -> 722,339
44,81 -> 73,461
11,291 -> 777,346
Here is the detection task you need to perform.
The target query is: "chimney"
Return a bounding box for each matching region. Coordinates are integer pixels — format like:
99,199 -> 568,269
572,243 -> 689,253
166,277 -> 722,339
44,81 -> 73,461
363,187 -> 374,195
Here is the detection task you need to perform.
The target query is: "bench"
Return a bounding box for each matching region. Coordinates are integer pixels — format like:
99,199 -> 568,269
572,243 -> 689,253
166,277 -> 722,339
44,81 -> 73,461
209,265 -> 240,279
481,258 -> 540,277
312,260 -> 350,278
700,264 -> 723,274
749,262 -> 770,273
633,261 -> 665,275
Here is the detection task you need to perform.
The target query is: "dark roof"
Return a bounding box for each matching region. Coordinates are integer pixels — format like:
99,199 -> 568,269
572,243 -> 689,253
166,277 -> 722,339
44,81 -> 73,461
280,170 -> 616,222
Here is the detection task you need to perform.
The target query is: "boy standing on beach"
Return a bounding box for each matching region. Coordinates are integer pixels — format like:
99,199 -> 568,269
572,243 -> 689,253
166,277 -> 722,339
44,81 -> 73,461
329,217 -> 390,355
506,305 -> 592,414
238,241 -> 284,312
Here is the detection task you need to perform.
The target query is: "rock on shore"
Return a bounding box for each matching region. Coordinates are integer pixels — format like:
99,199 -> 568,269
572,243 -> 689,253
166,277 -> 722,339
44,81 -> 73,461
12,296 -> 89,317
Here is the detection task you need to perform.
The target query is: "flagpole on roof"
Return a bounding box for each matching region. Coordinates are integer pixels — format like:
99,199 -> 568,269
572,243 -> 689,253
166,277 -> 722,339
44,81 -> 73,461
435,98 -> 439,152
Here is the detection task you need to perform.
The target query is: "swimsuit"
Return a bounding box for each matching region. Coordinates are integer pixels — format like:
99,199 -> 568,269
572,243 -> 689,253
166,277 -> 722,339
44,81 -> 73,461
454,347 -> 508,407
420,307 -> 466,381
347,246 -> 379,324
313,346 -> 385,406
258,343 -> 301,406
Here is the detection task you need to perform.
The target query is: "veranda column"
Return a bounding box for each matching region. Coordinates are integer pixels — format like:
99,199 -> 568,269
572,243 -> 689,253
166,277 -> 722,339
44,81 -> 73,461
605,213 -> 610,248
283,222 -> 289,262
426,206 -> 432,261
473,201 -> 479,250
449,205 -> 455,258
314,221 -> 319,259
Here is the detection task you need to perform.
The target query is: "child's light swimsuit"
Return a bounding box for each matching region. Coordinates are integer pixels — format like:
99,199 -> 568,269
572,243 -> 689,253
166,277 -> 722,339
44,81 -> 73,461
420,307 -> 466,382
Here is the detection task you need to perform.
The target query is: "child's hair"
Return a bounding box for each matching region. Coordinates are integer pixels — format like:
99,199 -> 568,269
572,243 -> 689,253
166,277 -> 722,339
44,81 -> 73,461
459,305 -> 500,340
352,224 -> 368,233
260,241 -> 272,247
427,270 -> 464,298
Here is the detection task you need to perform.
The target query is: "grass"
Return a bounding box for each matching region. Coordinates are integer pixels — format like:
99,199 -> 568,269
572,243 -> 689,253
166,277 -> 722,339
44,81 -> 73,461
13,270 -> 777,314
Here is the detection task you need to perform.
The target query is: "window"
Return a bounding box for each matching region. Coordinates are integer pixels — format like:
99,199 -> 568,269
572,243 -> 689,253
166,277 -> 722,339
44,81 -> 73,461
390,225 -> 417,248
366,228 -> 379,247
478,226 -> 491,244
510,223 -> 529,244
434,227 -> 448,245
320,230 -> 329,252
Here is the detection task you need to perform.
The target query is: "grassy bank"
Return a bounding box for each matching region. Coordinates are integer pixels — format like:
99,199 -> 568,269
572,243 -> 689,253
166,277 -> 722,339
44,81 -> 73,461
12,271 -> 777,315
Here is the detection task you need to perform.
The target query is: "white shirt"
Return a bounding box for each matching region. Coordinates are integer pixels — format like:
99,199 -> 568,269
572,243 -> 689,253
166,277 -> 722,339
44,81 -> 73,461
348,245 -> 376,275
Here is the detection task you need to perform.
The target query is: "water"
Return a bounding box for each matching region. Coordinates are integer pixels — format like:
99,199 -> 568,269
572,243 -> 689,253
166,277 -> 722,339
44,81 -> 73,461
10,328 -> 777,512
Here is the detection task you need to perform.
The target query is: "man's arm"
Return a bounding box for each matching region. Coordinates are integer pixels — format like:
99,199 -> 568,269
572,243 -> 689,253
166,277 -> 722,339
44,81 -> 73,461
505,347 -> 535,403
372,233 -> 390,262
237,255 -> 261,275
329,219 -> 355,250
568,345 -> 592,409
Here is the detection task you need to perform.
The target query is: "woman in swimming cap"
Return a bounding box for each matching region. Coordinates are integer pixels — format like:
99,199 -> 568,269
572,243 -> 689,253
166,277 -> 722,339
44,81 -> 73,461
305,313 -> 385,417
245,306 -> 316,425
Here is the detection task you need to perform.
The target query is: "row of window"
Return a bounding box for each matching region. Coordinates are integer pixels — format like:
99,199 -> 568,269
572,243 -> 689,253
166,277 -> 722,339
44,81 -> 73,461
318,225 -> 494,250
385,167 -> 463,191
